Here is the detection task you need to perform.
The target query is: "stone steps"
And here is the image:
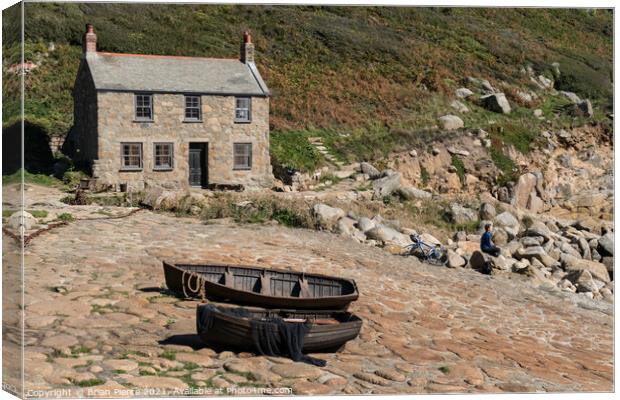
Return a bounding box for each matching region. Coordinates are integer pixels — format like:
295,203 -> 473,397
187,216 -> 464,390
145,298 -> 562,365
307,137 -> 345,168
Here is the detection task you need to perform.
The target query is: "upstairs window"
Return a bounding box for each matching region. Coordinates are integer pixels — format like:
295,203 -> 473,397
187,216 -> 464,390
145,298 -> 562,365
154,143 -> 174,170
234,97 -> 251,123
135,94 -> 153,121
121,143 -> 143,170
184,95 -> 201,121
233,143 -> 252,170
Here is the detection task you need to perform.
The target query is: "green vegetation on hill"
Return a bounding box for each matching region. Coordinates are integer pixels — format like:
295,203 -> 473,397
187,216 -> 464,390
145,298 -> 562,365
2,4 -> 613,173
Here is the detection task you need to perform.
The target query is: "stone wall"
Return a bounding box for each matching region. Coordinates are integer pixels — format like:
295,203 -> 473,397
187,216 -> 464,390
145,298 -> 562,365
93,91 -> 273,190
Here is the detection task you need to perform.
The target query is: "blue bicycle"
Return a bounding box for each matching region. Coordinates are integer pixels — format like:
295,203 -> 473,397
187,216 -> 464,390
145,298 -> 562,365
404,234 -> 447,265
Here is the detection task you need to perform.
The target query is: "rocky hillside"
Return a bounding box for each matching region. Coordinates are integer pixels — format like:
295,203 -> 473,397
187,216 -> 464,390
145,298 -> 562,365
3,4 -> 614,302
2,5 -> 613,170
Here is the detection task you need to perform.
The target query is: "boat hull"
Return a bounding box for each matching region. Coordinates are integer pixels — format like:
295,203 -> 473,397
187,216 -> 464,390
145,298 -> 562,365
196,304 -> 363,354
164,261 -> 358,310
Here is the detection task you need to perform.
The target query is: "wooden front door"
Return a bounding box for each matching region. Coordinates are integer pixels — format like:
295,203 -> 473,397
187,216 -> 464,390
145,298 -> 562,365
188,143 -> 207,187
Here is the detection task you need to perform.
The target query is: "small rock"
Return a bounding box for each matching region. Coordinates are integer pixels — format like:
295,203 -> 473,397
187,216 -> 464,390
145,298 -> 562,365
175,352 -> 215,368
598,232 -> 614,256
420,232 -> 442,246
538,75 -> 553,89
365,224 -> 411,247
455,87 -> 474,98
479,203 -> 496,220
526,221 -> 554,242
397,186 -> 432,200
453,231 -> 467,242
494,211 -> 519,229
492,228 -> 509,246
9,211 -> 36,231
360,162 -> 381,179
447,146 -> 470,156
450,100 -> 469,113
125,376 -> 188,390
356,217 -> 375,233
353,372 -> 391,386
375,369 -> 406,382
568,270 -> 599,293
481,93 -> 511,114
103,359 -> 139,372
337,217 -> 358,237
573,99 -> 593,117
559,91 -> 581,104
292,381 -> 332,395
41,335 -> 78,351
447,250 -> 466,268
313,204 -> 345,230
561,254 -> 610,283
469,251 -> 490,271
272,362 -> 322,379
448,203 -> 477,224
372,172 -> 402,199
520,236 -> 543,247
438,115 -> 464,131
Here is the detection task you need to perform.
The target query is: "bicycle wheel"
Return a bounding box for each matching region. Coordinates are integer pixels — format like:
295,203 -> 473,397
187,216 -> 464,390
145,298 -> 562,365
428,248 -> 448,266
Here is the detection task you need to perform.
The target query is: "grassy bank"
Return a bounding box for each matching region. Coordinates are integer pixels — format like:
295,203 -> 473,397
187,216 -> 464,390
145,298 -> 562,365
3,5 -> 612,140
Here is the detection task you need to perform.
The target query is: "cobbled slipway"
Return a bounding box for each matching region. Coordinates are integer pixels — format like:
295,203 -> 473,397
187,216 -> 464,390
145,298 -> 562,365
2,196 -> 613,396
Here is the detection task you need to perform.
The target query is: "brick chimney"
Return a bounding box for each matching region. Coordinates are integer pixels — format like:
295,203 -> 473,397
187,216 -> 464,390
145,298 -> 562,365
240,31 -> 254,64
83,24 -> 97,54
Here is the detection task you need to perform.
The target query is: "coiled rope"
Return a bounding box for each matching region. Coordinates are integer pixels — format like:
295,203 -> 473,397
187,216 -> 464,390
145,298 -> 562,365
181,269 -> 206,301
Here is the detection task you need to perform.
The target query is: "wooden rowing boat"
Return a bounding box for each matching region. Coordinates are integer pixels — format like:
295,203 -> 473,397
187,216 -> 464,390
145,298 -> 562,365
196,304 -> 363,353
163,261 -> 359,310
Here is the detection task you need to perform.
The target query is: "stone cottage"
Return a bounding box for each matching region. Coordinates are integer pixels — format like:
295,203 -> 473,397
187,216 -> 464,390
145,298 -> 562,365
66,24 -> 273,190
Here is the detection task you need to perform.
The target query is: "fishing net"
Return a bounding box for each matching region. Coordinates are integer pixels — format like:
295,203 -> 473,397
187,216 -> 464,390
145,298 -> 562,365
197,305 -> 326,366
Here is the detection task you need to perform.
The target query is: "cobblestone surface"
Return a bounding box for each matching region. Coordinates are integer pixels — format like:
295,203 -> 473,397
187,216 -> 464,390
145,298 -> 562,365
2,185 -> 613,396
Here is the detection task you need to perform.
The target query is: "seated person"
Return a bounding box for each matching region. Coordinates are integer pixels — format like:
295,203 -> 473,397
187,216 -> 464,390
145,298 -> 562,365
480,223 -> 501,257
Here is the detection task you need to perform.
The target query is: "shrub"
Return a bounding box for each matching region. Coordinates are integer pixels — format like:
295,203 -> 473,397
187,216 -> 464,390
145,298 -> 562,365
74,379 -> 105,388
487,123 -> 536,154
489,146 -> 518,186
200,194 -> 314,228
450,155 -> 465,184
382,195 -> 394,205
554,54 -> 613,112
270,131 -> 324,172
58,212 -> 75,222
420,166 -> 431,186
2,169 -> 62,187
62,170 -> 88,188
3,210 -> 16,218
28,210 -> 48,219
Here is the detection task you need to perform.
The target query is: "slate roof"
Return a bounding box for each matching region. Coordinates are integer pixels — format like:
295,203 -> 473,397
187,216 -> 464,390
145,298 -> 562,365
85,52 -> 269,96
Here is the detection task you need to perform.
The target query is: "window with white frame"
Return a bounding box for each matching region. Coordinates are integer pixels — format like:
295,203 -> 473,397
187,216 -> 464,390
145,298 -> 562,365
184,95 -> 201,121
154,143 -> 174,170
233,143 -> 252,170
234,97 -> 251,122
135,94 -> 153,120
121,143 -> 143,170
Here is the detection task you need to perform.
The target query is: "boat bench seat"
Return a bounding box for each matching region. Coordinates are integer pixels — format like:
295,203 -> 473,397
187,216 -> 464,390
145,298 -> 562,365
257,274 -> 312,298
299,277 -> 312,298
224,270 -> 235,288
260,274 -> 271,295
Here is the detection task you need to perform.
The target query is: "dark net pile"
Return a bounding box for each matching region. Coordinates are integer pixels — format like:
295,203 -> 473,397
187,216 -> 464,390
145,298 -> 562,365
197,305 -> 326,366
